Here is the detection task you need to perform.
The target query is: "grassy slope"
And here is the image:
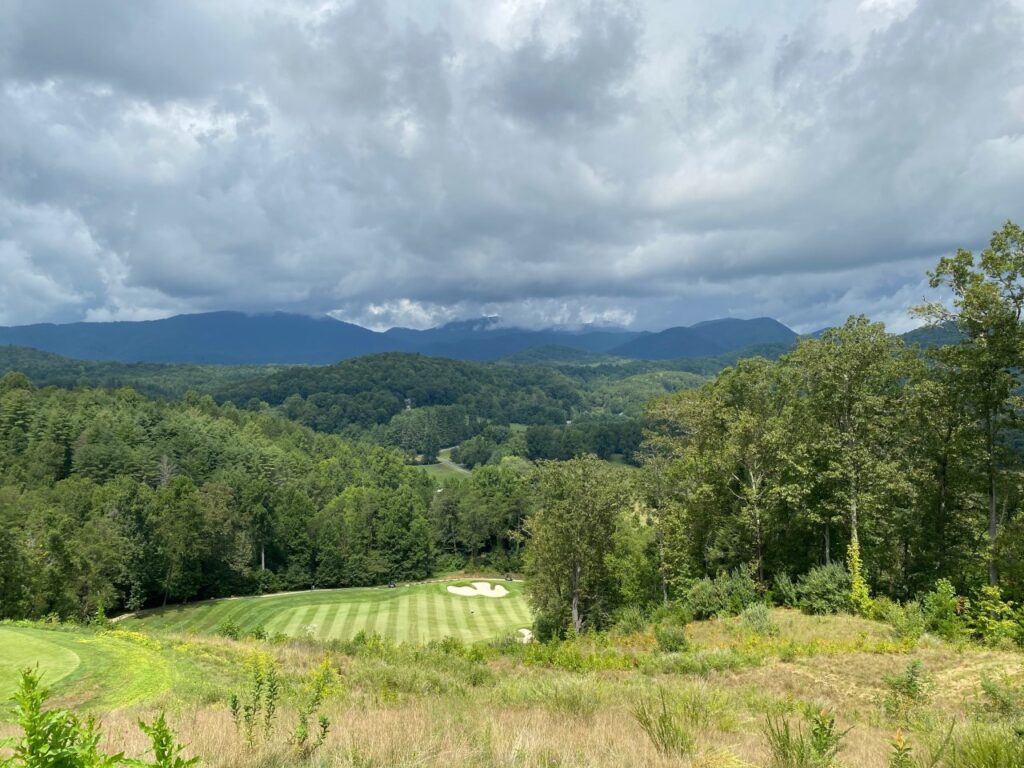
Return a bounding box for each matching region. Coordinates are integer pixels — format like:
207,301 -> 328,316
0,625 -> 236,717
3,608 -> 1022,766
121,581 -> 532,644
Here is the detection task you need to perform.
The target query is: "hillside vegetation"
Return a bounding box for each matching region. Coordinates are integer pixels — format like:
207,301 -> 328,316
4,222 -> 1024,768
3,606 -> 1023,767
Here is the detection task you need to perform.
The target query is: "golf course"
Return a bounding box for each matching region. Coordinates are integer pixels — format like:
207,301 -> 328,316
120,579 -> 533,644
0,625 -> 183,713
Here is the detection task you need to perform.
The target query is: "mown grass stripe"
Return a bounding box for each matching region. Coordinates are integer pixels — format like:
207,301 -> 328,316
382,594 -> 400,641
283,604 -> 317,636
348,598 -> 373,639
410,588 -> 427,644
479,599 -> 507,639
437,590 -> 456,640
127,582 -> 532,644
450,596 -> 473,642
423,587 -> 440,643
335,601 -> 356,639
317,606 -> 346,638
308,604 -> 331,638
337,600 -> 361,640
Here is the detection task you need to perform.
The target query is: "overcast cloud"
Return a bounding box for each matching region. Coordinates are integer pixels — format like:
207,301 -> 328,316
1,0 -> 1023,333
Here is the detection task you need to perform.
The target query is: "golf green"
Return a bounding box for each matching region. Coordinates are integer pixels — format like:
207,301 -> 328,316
123,580 -> 533,644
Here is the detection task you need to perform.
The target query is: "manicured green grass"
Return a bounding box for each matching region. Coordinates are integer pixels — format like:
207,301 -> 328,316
123,580 -> 533,644
0,627 -> 80,700
0,626 -> 179,715
421,462 -> 467,481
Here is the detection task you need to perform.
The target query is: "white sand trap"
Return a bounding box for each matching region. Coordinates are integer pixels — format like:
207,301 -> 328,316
446,581 -> 510,598
517,628 -> 534,644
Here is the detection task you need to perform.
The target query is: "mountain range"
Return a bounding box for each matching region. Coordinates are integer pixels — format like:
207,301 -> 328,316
0,311 -> 800,365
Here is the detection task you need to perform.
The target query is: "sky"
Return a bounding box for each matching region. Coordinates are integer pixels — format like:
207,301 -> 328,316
1,0 -> 1023,334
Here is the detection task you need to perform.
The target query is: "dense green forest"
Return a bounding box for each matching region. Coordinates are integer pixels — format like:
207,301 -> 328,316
524,221 -> 1024,640
0,379 -> 533,619
0,346 -> 277,399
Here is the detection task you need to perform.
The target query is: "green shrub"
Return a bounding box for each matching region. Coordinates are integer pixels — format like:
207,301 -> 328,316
883,660 -> 931,721
684,566 -> 759,619
888,730 -> 914,768
922,579 -> 968,642
632,688 -> 693,756
3,668 -> 196,768
3,668 -> 121,768
291,658 -> 333,758
968,586 -> 1020,646
979,675 -> 1024,719
612,605 -> 648,635
871,598 -> 925,640
215,618 -> 242,640
720,566 -> 760,614
131,713 -> 200,768
685,577 -> 725,619
773,573 -> 799,608
654,621 -> 689,652
797,565 -> 851,615
742,603 -> 780,637
228,653 -> 282,749
763,709 -> 848,768
533,611 -> 565,642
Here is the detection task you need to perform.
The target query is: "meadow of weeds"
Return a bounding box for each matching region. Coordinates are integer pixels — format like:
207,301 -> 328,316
2,607 -> 1023,768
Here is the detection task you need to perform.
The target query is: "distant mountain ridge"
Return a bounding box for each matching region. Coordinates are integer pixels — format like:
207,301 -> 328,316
0,311 -> 799,365
609,317 -> 798,360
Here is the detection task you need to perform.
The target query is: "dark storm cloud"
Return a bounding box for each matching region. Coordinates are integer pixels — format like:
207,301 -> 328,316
1,0 -> 1023,332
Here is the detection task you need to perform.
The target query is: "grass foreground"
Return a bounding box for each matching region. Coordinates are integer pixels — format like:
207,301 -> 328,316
2,606 -> 1023,767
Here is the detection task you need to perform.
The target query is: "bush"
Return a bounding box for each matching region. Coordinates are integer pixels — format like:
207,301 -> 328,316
870,597 -> 925,641
883,660 -> 931,720
685,577 -> 725,619
742,603 -> 780,637
921,579 -> 968,642
135,712 -> 201,768
968,586 -> 1020,646
773,573 -> 799,608
216,618 -> 242,640
612,605 -> 648,635
228,653 -> 282,749
684,567 -> 759,619
979,675 -> 1024,719
763,709 -> 848,768
797,564 -> 851,615
533,611 -> 565,643
654,621 -> 689,652
4,668 -> 195,768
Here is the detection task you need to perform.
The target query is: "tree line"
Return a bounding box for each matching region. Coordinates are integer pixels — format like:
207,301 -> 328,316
0,381 -> 529,620
525,222 -> 1024,636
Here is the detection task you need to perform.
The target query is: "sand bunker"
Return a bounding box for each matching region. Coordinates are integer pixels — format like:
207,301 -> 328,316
446,581 -> 510,598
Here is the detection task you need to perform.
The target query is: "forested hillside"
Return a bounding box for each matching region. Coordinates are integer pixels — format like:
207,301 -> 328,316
0,345 -> 273,399
0,375 -> 531,620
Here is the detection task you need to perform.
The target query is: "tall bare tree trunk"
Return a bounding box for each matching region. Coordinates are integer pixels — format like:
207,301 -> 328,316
571,563 -> 582,633
987,416 -> 999,587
